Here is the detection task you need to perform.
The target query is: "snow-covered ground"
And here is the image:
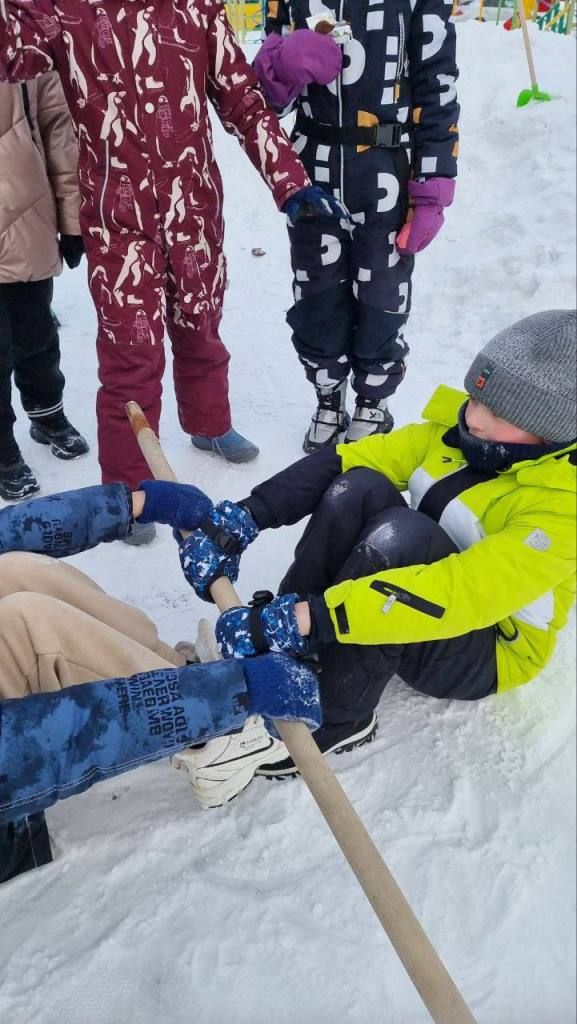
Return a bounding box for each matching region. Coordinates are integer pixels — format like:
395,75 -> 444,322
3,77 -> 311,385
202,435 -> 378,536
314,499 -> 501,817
1,22 -> 575,1024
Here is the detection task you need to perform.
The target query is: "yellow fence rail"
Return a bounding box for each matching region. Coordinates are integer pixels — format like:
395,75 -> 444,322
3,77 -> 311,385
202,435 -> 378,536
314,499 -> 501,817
225,0 -> 265,41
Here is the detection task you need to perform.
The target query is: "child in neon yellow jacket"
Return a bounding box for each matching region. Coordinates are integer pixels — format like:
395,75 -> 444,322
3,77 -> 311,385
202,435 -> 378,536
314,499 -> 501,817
142,310 -> 576,805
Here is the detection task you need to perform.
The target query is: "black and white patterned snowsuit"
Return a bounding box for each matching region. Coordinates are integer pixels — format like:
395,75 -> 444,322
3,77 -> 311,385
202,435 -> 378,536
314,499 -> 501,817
265,0 -> 459,401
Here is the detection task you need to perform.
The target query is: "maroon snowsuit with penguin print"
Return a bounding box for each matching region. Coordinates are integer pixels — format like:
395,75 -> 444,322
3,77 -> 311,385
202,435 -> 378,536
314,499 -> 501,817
0,0 -> 310,486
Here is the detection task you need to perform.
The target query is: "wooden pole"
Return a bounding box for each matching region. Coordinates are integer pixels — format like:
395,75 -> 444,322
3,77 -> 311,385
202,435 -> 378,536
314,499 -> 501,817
517,0 -> 539,86
126,401 -> 478,1024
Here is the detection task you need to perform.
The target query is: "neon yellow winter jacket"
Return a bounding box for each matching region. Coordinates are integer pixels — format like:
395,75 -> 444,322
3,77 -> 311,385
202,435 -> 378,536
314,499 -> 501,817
326,385 -> 576,691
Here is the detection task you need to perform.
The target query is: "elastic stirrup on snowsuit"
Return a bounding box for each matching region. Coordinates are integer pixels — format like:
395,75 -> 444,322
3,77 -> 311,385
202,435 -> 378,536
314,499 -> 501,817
345,397 -> 394,443
303,381 -> 349,454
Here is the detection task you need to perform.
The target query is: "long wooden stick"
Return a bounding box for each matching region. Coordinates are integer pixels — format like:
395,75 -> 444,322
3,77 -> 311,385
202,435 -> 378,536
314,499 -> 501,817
517,0 -> 538,87
126,401 -> 477,1024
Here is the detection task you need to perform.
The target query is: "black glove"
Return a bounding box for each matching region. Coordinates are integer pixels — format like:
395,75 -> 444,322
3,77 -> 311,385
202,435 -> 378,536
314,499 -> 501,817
59,235 -> 85,270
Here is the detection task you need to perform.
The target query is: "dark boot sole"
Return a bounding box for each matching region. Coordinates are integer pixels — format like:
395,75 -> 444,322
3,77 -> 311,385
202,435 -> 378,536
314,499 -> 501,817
0,480 -> 40,502
257,715 -> 378,779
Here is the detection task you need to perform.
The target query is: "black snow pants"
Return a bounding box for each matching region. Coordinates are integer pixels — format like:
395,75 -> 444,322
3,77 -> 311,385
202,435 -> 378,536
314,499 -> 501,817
0,812 -> 53,886
0,279 -> 65,461
286,145 -> 414,404
280,468 -> 498,726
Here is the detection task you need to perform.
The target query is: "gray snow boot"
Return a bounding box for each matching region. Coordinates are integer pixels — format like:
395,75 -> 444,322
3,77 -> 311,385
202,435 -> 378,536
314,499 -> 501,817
345,397 -> 394,443
123,521 -> 157,546
191,427 -> 259,464
303,381 -> 350,454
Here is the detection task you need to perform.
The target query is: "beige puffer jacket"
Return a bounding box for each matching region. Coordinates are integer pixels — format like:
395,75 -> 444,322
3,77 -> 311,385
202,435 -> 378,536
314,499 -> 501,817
0,74 -> 80,284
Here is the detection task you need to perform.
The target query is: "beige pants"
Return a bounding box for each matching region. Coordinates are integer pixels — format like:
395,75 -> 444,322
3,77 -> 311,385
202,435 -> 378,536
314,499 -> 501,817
0,552 -> 184,699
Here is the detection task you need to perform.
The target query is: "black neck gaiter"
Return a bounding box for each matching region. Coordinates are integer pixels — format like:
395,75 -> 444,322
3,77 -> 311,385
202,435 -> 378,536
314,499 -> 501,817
453,403 -> 566,473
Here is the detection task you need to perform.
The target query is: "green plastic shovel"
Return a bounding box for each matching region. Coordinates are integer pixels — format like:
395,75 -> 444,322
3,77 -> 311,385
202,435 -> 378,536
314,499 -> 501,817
516,0 -> 552,106
517,81 -> 553,106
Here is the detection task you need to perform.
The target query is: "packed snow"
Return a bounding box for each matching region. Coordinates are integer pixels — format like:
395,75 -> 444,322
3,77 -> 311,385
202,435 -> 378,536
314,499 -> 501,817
1,21 -> 575,1024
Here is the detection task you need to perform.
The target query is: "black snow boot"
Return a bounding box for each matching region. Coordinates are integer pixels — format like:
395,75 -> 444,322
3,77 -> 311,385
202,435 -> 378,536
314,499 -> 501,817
29,412 -> 89,460
0,458 -> 40,501
303,381 -> 350,454
256,712 -> 378,778
0,812 -> 53,885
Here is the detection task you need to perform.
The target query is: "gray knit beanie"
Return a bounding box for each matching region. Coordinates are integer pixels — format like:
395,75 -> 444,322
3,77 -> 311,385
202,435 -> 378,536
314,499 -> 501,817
464,310 -> 577,444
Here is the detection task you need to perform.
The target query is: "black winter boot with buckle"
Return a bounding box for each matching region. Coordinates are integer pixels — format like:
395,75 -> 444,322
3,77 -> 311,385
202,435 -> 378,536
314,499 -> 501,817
345,396 -> 394,443
303,381 -> 350,454
29,412 -> 89,461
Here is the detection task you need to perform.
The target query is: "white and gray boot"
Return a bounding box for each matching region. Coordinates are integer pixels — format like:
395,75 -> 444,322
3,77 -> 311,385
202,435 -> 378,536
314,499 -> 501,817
303,381 -> 350,454
172,715 -> 287,809
345,396 -> 394,443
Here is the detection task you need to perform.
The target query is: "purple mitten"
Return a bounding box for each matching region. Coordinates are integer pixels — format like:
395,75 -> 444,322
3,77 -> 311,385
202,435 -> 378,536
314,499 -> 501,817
396,178 -> 456,256
254,29 -> 342,109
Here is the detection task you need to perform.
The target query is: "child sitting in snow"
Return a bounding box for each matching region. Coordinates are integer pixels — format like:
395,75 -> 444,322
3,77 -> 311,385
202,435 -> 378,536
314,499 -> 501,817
0,486 -> 320,884
166,309 -> 576,806
1,309 -> 575,855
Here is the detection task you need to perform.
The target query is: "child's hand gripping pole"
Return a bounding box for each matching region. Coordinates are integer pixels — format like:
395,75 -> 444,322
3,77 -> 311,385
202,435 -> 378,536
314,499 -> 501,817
125,401 -> 478,1024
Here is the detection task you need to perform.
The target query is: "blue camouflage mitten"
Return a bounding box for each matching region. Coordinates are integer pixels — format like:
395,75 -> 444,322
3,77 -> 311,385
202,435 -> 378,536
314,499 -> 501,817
215,593 -> 308,659
282,186 -> 349,227
243,653 -> 322,732
179,500 -> 259,602
137,480 -> 213,530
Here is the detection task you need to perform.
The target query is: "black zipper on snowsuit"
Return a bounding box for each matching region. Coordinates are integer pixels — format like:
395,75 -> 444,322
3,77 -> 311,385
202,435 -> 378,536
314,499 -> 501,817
337,0 -> 344,203
21,84 -> 39,151
369,580 -> 446,620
